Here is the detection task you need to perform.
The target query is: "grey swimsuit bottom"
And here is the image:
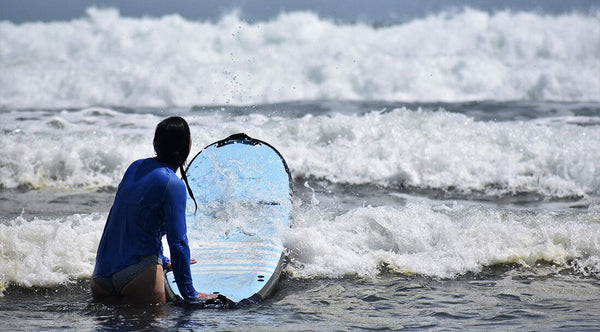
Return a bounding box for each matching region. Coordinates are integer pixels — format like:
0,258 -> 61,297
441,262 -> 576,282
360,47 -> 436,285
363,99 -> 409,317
93,255 -> 163,296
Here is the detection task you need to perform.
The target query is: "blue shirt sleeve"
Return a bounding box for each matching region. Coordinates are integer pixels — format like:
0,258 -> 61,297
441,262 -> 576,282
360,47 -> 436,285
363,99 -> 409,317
163,175 -> 198,301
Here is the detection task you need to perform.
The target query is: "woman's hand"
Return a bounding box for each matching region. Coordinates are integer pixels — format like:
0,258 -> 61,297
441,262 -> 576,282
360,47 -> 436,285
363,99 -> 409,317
197,292 -> 218,300
190,259 -> 217,300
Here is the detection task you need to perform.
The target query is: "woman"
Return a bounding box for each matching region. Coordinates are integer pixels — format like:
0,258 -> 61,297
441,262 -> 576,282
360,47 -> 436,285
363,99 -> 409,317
91,116 -> 215,304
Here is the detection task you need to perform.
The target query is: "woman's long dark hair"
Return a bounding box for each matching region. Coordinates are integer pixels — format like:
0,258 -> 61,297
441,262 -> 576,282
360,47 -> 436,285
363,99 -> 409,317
153,116 -> 197,212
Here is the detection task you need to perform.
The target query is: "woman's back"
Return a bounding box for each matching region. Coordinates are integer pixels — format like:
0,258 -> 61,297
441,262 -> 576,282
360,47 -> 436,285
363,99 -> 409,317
93,158 -> 184,278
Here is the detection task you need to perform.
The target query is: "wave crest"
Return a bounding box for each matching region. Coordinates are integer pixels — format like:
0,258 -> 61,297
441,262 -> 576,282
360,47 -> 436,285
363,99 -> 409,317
1,8 -> 599,109
284,202 -> 600,279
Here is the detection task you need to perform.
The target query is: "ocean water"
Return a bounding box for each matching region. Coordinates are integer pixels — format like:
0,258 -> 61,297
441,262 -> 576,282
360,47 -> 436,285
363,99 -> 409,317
1,6 -> 600,331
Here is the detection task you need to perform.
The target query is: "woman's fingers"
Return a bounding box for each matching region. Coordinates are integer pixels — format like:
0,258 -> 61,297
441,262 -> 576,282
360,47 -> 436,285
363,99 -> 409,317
197,292 -> 218,300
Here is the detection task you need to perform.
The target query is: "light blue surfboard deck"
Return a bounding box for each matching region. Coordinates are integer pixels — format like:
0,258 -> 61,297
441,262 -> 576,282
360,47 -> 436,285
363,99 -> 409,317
165,133 -> 291,306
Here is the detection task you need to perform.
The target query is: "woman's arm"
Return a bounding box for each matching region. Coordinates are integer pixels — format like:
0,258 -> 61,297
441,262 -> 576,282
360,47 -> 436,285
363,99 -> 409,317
163,176 -> 198,301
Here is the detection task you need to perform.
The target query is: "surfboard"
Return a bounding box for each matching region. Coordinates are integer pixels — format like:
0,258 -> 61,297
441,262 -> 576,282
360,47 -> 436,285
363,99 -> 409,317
164,133 -> 291,306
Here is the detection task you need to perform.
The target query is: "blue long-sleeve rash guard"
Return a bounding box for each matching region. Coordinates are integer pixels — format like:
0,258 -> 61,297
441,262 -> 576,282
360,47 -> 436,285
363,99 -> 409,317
93,158 -> 198,301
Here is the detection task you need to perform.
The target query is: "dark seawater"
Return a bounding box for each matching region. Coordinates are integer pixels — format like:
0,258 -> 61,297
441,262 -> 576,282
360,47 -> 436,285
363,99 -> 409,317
1,273 -> 599,330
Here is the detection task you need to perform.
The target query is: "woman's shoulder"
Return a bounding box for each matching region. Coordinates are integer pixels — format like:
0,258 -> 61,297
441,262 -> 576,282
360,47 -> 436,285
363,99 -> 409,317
147,160 -> 184,188
125,158 -> 180,182
127,158 -> 153,170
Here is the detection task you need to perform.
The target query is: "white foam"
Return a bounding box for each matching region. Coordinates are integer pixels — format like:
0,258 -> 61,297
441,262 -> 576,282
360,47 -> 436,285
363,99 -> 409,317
284,201 -> 600,279
277,108 -> 600,198
0,108 -> 155,189
0,213 -> 106,292
1,107 -> 599,198
2,200 -> 597,292
1,8 -> 599,109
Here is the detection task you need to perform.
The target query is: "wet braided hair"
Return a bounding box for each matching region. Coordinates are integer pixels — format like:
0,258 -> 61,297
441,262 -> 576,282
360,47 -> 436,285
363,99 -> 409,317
153,116 -> 197,212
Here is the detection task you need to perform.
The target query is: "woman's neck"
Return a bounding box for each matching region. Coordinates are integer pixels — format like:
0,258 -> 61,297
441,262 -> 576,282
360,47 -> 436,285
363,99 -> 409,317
154,157 -> 179,173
